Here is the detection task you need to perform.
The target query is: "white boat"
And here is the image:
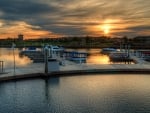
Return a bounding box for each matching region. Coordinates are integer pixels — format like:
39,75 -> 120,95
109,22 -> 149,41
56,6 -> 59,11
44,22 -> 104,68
45,45 -> 64,53
43,45 -> 64,58
21,47 -> 41,54
49,45 -> 64,52
64,51 -> 87,63
101,48 -> 117,54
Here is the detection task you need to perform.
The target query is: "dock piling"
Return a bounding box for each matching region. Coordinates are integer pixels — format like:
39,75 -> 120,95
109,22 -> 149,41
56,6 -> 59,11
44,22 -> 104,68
0,61 -> 4,73
44,46 -> 49,74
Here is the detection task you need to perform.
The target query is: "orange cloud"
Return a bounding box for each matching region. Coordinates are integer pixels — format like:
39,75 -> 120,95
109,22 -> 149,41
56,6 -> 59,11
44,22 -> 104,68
0,21 -> 62,39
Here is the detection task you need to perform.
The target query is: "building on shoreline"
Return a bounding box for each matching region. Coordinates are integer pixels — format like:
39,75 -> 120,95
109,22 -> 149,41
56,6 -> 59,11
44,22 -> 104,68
17,34 -> 24,41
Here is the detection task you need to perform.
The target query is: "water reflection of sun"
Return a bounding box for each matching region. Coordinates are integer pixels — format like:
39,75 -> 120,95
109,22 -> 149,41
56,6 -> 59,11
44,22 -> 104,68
87,54 -> 110,64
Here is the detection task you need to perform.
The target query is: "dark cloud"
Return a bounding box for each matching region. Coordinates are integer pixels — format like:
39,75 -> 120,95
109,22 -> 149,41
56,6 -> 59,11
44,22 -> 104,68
0,0 -> 54,15
112,25 -> 150,37
128,26 -> 150,31
0,0 -> 60,24
112,30 -> 137,38
55,28 -> 85,36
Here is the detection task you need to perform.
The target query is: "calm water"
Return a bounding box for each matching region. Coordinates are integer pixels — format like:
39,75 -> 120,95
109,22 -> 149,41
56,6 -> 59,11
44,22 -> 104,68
0,74 -> 150,113
0,48 -> 31,68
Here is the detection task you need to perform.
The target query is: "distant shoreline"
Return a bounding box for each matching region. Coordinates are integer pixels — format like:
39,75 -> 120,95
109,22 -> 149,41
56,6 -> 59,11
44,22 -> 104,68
0,45 -> 150,49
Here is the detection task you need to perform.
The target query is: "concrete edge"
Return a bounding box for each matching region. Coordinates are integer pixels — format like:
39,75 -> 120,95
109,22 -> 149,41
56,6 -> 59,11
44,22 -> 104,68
0,69 -> 150,82
50,69 -> 150,76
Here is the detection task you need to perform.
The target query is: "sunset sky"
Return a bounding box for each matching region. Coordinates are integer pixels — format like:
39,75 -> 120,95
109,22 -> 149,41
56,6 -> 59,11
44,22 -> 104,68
0,0 -> 150,39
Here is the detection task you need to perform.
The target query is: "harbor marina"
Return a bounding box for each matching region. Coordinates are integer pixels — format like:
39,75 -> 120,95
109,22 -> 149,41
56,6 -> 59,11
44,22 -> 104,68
20,46 -> 88,64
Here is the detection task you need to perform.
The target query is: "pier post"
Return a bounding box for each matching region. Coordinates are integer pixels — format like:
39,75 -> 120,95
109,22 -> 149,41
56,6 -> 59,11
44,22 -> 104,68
125,44 -> 127,56
12,43 -> 16,76
49,45 -> 53,58
127,44 -> 130,57
0,61 -> 4,73
44,46 -> 49,74
120,41 -> 123,52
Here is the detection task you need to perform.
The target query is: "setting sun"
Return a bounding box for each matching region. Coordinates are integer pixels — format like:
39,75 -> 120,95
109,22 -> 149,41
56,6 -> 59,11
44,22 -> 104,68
102,24 -> 111,35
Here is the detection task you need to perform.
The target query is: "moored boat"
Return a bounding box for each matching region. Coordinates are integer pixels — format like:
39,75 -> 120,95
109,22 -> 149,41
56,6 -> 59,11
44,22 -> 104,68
47,45 -> 64,52
20,47 -> 41,56
101,48 -> 117,54
63,51 -> 87,63
109,52 -> 133,62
